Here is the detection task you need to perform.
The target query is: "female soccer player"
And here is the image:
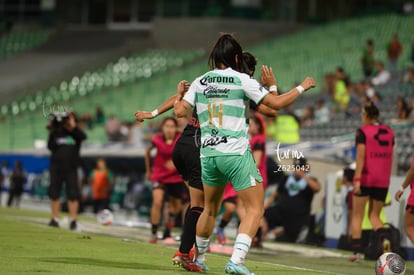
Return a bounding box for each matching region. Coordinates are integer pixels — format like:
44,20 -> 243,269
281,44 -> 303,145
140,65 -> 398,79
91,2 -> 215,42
349,102 -> 395,261
145,116 -> 185,243
135,52 -> 277,272
394,153 -> 414,244
174,33 -> 315,274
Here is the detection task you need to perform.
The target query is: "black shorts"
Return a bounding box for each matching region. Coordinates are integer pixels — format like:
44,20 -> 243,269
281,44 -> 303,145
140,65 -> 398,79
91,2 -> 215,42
172,141 -> 203,191
223,196 -> 237,205
153,181 -> 189,202
49,167 -> 80,201
264,204 -> 309,242
354,186 -> 388,202
264,205 -> 284,230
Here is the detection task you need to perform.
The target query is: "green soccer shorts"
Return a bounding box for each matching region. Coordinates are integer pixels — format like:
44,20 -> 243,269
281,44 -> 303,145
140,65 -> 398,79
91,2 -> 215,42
201,149 -> 263,191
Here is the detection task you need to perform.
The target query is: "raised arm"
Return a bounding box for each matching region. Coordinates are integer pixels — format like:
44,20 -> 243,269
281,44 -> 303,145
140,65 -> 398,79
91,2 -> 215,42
260,66 -> 316,110
174,80 -> 194,118
134,80 -> 190,121
257,66 -> 278,116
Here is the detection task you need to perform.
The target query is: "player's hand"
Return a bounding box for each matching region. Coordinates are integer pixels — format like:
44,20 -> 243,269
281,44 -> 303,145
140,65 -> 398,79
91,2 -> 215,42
260,65 -> 277,88
394,189 -> 404,202
301,77 -> 316,92
134,110 -> 152,122
177,80 -> 190,96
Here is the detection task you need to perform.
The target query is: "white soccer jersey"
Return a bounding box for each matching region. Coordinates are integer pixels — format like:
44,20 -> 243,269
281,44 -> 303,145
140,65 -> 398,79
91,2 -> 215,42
183,68 -> 269,157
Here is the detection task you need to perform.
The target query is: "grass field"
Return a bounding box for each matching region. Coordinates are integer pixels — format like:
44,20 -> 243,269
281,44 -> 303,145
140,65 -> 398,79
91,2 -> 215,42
0,207 -> 413,275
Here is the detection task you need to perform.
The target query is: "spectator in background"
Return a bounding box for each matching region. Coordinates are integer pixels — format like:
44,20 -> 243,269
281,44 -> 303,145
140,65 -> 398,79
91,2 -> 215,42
0,161 -> 5,205
105,114 -> 122,142
323,73 -> 336,99
363,80 -> 376,100
265,115 -> 278,141
387,33 -> 403,73
95,106 -> 105,125
81,113 -> 93,129
314,99 -> 330,124
408,99 -> 414,124
129,120 -> 146,148
361,39 -> 375,78
361,81 -> 381,109
371,61 -> 391,86
262,158 -> 321,243
273,104 -> 301,144
402,67 -> 414,90
411,37 -> 414,67
0,160 -> 10,206
333,67 -> 351,114
7,160 -> 26,208
370,92 -> 381,110
391,97 -> 410,124
89,158 -> 114,214
301,106 -> 315,127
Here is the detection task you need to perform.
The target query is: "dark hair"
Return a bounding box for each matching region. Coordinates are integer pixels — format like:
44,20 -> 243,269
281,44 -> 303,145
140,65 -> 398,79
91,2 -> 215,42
367,39 -> 374,46
249,113 -> 265,135
160,116 -> 178,128
362,101 -> 380,119
337,67 -> 344,73
242,52 -> 257,77
293,157 -> 307,167
343,168 -> 355,182
397,97 -> 409,110
208,33 -> 244,72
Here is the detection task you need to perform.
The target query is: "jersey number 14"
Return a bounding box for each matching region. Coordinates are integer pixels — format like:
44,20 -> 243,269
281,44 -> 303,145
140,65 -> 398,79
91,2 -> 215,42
207,103 -> 223,128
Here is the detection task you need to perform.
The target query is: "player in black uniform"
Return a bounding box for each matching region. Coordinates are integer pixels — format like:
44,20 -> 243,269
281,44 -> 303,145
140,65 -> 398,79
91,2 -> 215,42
135,81 -> 205,272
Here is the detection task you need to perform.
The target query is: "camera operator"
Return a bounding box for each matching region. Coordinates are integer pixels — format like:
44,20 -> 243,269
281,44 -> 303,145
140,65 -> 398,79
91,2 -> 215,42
47,112 -> 86,230
262,158 -> 321,243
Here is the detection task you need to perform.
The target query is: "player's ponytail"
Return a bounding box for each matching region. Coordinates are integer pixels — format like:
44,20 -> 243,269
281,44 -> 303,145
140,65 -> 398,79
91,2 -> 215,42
208,33 -> 244,73
363,101 -> 380,120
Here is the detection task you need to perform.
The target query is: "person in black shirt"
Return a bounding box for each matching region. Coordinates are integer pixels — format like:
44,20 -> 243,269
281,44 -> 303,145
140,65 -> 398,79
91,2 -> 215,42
262,158 -> 320,242
47,112 -> 87,230
7,160 -> 26,208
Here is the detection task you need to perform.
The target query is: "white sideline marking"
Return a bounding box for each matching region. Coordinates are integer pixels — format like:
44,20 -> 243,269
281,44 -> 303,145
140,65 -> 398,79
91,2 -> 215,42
259,261 -> 344,275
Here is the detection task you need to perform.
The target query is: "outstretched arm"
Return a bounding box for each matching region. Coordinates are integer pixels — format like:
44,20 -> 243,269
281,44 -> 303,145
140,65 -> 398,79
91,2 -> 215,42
134,80 -> 190,121
261,79 -> 316,110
